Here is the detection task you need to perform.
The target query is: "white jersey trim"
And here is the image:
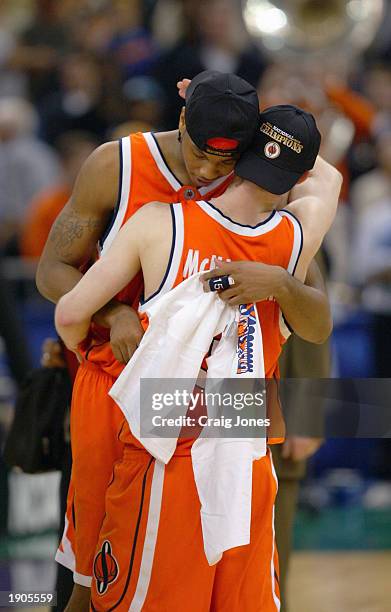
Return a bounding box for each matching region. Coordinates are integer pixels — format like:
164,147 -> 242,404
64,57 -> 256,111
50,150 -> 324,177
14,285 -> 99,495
73,572 -> 92,588
100,137 -> 132,255
143,132 -> 233,196
278,209 -> 304,340
279,209 -> 303,275
55,515 -> 75,572
196,200 -> 283,237
143,132 -> 181,191
269,452 -> 281,611
198,172 -> 234,197
129,461 -> 165,612
139,203 -> 184,313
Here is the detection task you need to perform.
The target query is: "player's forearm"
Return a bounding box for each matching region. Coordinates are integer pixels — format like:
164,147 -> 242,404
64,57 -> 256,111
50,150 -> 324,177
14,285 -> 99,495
275,270 -> 332,344
36,259 -> 84,303
36,258 -> 134,329
55,311 -> 91,351
93,300 -> 136,328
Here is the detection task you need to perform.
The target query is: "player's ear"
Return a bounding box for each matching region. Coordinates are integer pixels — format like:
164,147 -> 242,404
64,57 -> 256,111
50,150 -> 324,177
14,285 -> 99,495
179,107 -> 186,132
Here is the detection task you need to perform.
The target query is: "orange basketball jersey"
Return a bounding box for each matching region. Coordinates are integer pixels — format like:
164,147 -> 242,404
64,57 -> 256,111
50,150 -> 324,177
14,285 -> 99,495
139,198 -> 302,377
99,132 -> 232,303
57,133 -> 233,584
114,198 -> 302,450
80,131 -> 233,356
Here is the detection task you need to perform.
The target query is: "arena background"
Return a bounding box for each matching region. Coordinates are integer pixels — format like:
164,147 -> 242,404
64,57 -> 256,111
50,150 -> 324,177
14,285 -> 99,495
0,1 -> 390,610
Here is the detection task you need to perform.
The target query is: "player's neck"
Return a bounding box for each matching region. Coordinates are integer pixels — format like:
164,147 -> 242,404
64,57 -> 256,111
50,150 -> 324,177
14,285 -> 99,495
211,178 -> 285,225
153,130 -> 192,185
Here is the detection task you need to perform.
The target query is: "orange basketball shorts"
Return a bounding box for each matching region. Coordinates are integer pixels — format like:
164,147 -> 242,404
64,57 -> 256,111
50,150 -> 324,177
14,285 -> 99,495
90,442 -> 280,612
56,359 -> 124,586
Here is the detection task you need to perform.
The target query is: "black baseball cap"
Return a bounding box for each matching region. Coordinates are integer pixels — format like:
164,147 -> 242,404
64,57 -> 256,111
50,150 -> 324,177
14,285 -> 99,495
185,70 -> 260,158
235,105 -> 321,194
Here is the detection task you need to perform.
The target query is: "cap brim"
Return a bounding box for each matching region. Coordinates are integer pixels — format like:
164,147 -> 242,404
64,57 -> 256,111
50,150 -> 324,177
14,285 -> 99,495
235,152 -> 302,195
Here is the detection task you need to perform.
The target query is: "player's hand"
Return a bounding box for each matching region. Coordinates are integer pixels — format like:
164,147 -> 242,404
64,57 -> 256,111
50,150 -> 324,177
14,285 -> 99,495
41,338 -> 67,368
201,260 -> 287,305
109,307 -> 144,364
281,437 -> 323,462
177,78 -> 191,100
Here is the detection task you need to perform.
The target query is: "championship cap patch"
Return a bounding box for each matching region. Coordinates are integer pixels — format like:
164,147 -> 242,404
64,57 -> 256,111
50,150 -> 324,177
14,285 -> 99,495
264,141 -> 281,159
235,104 -> 321,195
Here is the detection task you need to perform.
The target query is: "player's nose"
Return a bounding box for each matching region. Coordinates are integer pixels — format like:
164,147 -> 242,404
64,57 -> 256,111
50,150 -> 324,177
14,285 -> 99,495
198,162 -> 220,181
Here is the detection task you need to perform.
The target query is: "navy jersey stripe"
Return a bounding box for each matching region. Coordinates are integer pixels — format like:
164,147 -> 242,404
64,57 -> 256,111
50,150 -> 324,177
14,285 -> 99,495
99,139 -> 124,250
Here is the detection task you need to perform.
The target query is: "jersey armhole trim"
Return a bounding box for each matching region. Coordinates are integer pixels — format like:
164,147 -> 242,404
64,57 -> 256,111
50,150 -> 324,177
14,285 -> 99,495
99,136 -> 131,254
278,209 -> 304,340
279,208 -> 304,276
139,203 -> 185,312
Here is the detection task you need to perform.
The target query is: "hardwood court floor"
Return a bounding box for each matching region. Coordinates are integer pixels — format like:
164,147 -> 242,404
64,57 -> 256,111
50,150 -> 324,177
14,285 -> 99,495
288,551 -> 391,612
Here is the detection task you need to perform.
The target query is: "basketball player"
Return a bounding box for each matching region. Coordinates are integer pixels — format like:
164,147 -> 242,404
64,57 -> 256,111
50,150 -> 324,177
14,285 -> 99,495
55,105 -> 342,611
36,70 -> 330,612
36,70 -> 261,603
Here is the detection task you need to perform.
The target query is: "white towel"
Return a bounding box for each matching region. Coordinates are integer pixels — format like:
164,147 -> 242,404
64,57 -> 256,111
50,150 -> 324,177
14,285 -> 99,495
109,273 -> 266,565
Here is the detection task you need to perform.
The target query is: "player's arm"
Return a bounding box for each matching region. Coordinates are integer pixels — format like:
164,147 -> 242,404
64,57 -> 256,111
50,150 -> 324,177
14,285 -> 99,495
36,142 -> 118,302
36,142 -> 145,361
286,157 -> 342,280
55,205 -> 152,350
36,141 -> 132,327
275,258 -> 332,343
202,258 -> 332,343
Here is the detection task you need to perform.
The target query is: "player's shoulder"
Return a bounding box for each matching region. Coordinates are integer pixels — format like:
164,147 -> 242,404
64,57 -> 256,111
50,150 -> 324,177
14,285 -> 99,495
283,196 -> 319,224
122,202 -> 172,246
82,140 -> 119,180
71,140 -> 121,213
133,201 -> 173,224
127,202 -> 171,232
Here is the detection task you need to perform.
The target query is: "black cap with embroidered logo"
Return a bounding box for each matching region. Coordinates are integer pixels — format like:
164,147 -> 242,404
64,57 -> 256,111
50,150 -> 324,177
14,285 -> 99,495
235,104 -> 321,195
185,70 -> 260,158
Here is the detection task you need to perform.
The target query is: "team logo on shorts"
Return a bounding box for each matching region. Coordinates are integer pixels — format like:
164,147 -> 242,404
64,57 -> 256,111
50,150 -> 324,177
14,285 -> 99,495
264,141 -> 281,159
94,540 -> 119,595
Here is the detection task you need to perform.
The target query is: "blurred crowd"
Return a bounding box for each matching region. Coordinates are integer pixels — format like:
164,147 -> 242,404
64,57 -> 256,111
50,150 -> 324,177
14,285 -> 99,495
0,0 -> 391,377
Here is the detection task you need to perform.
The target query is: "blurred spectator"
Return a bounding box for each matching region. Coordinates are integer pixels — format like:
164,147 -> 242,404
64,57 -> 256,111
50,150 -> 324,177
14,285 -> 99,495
109,120 -> 155,140
0,97 -> 60,252
108,0 -> 159,81
351,132 -> 391,221
70,5 -> 117,57
363,62 -> 391,115
352,132 -> 391,377
151,0 -> 185,49
154,0 -> 267,128
0,256 -> 32,385
122,75 -> 165,127
19,131 -> 99,259
0,11 -> 26,98
39,52 -> 108,145
10,0 -> 70,104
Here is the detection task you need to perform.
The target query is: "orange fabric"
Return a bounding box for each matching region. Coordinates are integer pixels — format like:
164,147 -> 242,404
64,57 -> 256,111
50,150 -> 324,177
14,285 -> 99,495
118,200 -> 293,449
325,85 -> 377,202
91,448 -> 279,612
70,365 -> 124,579
20,185 -> 70,258
174,201 -> 294,378
60,134 -> 233,582
326,84 -> 376,138
60,136 -> 291,596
